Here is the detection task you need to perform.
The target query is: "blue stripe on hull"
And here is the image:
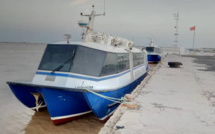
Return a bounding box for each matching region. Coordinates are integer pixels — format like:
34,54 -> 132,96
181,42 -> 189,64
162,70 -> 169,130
36,64 -> 145,82
8,84 -> 45,109
148,54 -> 161,62
146,64 -> 149,71
83,72 -> 148,120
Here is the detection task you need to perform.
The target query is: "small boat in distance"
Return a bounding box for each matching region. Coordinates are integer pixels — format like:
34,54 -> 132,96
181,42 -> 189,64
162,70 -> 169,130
145,39 -> 162,63
7,5 -> 148,125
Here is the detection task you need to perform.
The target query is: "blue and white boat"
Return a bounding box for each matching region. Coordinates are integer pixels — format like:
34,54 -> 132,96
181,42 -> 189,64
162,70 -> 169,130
145,39 -> 162,63
7,6 -> 148,125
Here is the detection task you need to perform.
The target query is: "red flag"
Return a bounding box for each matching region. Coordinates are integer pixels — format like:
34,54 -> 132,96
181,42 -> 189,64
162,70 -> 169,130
190,26 -> 195,31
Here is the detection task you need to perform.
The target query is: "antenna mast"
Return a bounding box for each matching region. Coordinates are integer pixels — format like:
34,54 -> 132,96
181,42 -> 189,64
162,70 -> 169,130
79,5 -> 105,42
104,0 -> 106,16
174,12 -> 179,54
148,37 -> 154,47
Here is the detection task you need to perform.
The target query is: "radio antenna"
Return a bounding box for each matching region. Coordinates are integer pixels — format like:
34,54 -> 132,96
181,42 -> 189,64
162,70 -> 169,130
173,12 -> 179,54
103,0 -> 106,16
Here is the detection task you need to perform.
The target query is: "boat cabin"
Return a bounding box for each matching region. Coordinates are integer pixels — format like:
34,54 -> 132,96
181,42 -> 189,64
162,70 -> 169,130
38,44 -> 145,77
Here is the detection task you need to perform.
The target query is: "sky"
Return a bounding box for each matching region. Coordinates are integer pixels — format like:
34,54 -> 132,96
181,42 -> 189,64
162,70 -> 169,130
0,0 -> 215,48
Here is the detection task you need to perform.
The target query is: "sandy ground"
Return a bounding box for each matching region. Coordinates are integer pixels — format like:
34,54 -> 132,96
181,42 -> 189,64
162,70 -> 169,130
100,54 -> 215,134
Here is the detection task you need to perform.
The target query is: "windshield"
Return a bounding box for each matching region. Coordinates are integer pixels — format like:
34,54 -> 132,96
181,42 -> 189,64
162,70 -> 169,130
38,44 -> 106,77
146,47 -> 154,52
38,45 -> 77,72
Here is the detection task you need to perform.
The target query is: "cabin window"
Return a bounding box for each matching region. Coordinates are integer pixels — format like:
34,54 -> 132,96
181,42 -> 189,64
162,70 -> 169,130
70,46 -> 106,77
117,54 -> 129,72
133,53 -> 144,67
100,53 -> 118,76
146,47 -> 154,52
101,52 -> 145,76
38,45 -> 77,72
146,47 -> 161,53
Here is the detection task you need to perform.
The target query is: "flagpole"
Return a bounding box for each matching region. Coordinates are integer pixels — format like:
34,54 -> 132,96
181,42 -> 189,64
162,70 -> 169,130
193,29 -> 195,49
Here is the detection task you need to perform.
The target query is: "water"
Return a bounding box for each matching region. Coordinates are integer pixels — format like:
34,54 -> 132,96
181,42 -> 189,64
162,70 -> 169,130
0,43 -> 44,134
0,43 -> 156,134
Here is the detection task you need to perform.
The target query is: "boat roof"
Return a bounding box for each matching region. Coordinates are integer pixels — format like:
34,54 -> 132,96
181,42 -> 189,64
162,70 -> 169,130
51,41 -> 144,53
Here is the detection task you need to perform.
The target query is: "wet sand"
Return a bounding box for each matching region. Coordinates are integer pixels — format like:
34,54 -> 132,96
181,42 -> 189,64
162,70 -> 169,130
0,42 -> 156,134
25,111 -> 103,134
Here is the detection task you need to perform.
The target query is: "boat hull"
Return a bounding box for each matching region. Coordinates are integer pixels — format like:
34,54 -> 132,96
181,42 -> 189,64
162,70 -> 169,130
7,82 -> 46,110
83,72 -> 147,121
148,54 -> 161,63
40,88 -> 91,125
7,82 -> 91,125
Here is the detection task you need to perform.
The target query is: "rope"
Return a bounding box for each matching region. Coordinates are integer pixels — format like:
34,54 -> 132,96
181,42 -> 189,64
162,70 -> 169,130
84,87 -> 131,104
